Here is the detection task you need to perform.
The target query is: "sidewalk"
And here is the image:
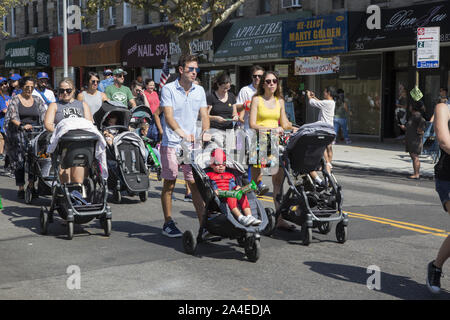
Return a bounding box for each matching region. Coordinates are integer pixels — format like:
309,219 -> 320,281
331,137 -> 436,179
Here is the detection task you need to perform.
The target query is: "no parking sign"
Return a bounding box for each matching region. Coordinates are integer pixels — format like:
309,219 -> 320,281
417,27 -> 440,68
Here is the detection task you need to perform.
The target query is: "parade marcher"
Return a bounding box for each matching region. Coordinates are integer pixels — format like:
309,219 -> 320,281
426,101 -> 450,294
32,72 -> 56,109
144,78 -> 160,114
44,78 -> 93,184
236,65 -> 264,184
98,69 -> 114,93
105,68 -> 136,109
159,54 -> 210,238
4,77 -> 47,199
77,71 -> 108,116
8,73 -> 22,97
0,77 -> 10,161
249,71 -> 296,231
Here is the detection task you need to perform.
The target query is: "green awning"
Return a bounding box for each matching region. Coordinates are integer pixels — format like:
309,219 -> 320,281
214,11 -> 311,63
5,38 -> 50,68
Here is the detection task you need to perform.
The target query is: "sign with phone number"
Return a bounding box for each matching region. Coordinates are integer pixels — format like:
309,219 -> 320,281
417,27 -> 440,69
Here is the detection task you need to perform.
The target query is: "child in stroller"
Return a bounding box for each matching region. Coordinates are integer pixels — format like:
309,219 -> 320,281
207,148 -> 261,227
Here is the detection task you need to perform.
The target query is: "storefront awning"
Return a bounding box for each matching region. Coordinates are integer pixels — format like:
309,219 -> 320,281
5,38 -> 50,68
214,11 -> 311,64
71,40 -> 121,67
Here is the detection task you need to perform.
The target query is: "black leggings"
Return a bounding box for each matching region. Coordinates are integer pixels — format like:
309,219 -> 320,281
15,167 -> 34,187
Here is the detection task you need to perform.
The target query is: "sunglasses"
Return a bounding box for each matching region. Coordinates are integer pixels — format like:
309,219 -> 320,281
116,74 -> 124,78
90,80 -> 99,84
187,67 -> 200,73
24,86 -> 34,90
252,74 -> 262,79
58,88 -> 73,94
212,162 -> 225,166
265,79 -> 278,85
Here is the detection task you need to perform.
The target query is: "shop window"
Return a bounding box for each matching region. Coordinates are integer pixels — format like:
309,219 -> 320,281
394,51 -> 409,68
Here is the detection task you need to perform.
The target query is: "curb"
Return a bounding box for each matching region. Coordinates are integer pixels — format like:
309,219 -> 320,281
332,162 -> 435,179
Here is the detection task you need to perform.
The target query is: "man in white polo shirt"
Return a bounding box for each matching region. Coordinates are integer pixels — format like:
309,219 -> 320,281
159,54 -> 210,238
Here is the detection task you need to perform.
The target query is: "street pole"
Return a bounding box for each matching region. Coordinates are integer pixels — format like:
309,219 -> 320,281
63,0 -> 68,78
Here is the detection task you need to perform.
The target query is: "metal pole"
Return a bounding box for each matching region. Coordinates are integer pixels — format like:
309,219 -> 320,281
63,0 -> 68,78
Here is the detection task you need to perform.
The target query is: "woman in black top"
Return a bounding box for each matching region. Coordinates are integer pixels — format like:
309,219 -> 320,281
4,77 -> 46,199
207,72 -> 238,132
426,101 -> 450,294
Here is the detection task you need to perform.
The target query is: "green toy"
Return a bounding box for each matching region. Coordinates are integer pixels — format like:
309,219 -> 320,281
240,180 -> 258,194
218,189 -> 243,200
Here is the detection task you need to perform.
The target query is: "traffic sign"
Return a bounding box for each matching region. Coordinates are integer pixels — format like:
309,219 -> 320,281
416,27 -> 440,69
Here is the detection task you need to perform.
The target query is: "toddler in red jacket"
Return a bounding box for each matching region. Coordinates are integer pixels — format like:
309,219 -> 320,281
206,148 -> 261,227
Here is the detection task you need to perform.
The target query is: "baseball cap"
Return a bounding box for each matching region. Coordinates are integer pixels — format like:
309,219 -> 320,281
103,69 -> 113,76
0,77 -> 7,84
37,72 -> 49,79
9,73 -> 22,81
113,68 -> 128,76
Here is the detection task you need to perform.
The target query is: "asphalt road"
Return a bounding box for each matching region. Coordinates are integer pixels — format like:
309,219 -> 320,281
0,167 -> 449,300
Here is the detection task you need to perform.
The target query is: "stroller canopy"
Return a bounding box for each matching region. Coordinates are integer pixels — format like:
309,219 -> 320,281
93,100 -> 131,130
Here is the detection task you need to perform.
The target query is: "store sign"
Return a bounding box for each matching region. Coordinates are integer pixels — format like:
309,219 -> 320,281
282,13 -> 348,57
214,12 -> 312,63
349,1 -> 450,51
294,56 -> 340,75
50,33 -> 81,67
5,38 -> 50,68
417,27 -> 440,68
122,29 -> 213,67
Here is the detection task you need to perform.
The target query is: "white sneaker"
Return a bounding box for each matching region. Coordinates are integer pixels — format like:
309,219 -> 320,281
238,215 -> 252,226
249,216 -> 262,226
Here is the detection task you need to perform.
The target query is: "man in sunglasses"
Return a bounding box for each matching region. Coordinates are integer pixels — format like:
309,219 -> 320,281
98,69 -> 114,93
159,54 -> 210,238
32,72 -> 56,109
105,68 -> 136,109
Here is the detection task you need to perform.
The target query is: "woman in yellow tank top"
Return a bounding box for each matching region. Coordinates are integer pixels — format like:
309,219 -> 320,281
249,71 -> 297,231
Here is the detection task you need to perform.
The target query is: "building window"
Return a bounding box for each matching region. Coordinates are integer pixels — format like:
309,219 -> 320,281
259,0 -> 271,14
97,9 -> 104,29
43,0 -> 48,32
2,16 -> 7,33
332,0 -> 345,10
160,0 -> 168,22
123,3 -> 131,25
11,8 -> 16,37
233,1 -> 244,18
144,11 -> 152,25
32,2 -> 38,30
24,4 -> 30,35
109,6 -> 116,26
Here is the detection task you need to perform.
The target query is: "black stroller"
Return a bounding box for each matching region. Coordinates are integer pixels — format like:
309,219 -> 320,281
94,101 -> 150,203
182,143 -> 276,262
129,105 -> 162,180
273,122 -> 348,245
39,128 -> 111,240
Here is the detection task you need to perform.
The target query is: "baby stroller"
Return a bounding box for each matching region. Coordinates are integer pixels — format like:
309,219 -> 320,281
39,128 -> 111,240
130,105 -> 162,180
273,122 -> 348,246
25,129 -> 54,204
94,102 -> 150,203
181,143 -> 276,262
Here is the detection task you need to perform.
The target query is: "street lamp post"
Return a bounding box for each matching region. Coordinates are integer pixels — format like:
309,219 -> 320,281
63,0 -> 68,78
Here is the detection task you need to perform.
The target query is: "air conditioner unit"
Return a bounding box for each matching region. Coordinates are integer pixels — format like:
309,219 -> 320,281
32,27 -> 38,34
282,0 -> 302,9
109,18 -> 116,26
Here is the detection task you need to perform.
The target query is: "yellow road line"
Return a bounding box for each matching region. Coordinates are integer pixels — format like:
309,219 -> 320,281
149,174 -> 449,238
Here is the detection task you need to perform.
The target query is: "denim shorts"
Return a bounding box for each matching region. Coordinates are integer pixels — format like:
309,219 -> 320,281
435,179 -> 450,212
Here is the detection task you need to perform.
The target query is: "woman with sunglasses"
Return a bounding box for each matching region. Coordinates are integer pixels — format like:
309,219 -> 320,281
77,72 -> 108,116
4,77 -> 47,199
44,78 -> 93,184
249,71 -> 296,231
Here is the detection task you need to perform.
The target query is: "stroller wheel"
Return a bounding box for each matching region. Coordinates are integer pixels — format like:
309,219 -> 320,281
103,218 -> 111,237
113,189 -> 122,204
237,236 -> 246,248
336,222 -> 347,244
139,191 -> 148,202
301,223 -> 312,246
182,230 -> 197,255
318,221 -> 332,235
25,186 -> 33,204
262,208 -> 276,236
245,237 -> 260,263
67,221 -> 74,240
40,207 -> 49,235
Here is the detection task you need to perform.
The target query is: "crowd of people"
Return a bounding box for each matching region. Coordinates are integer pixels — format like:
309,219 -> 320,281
0,53 -> 448,295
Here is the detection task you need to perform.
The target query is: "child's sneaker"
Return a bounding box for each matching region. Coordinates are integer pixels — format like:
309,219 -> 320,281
238,215 -> 252,226
249,216 -> 262,226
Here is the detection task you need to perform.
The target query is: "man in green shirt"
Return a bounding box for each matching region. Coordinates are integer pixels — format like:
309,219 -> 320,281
105,68 -> 136,108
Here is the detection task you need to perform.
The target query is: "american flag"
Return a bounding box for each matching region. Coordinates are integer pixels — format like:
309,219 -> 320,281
159,54 -> 169,90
